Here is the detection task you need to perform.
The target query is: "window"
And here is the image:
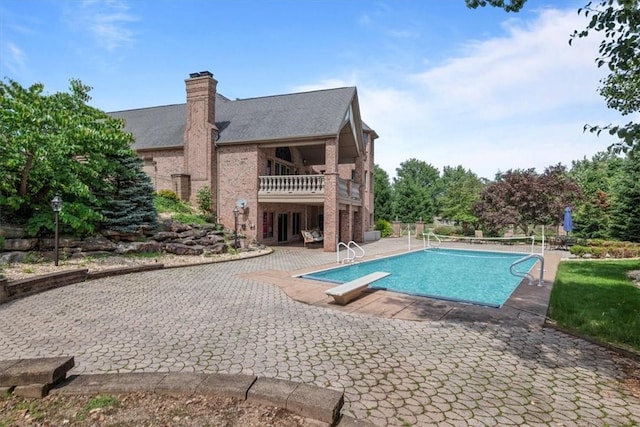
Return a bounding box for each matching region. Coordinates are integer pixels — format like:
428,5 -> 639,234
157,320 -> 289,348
263,212 -> 274,238
275,162 -> 291,175
351,169 -> 356,181
275,147 -> 292,162
292,212 -> 301,235
267,160 -> 272,176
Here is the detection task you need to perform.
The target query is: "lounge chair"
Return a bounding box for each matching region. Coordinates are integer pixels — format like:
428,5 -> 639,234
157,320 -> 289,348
302,229 -> 323,247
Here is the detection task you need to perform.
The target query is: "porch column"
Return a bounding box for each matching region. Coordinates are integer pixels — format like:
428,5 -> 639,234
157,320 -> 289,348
323,138 -> 339,252
353,154 -> 365,242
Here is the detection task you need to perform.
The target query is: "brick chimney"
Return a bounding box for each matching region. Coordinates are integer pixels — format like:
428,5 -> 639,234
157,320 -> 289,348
183,71 -> 218,203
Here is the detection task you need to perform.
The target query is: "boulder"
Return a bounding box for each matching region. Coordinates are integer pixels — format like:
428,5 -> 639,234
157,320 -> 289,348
0,252 -> 29,265
81,236 -> 117,252
163,243 -> 204,255
0,225 -> 26,239
150,231 -> 179,242
208,242 -> 228,254
115,241 -> 162,254
2,238 -> 38,251
199,235 -> 225,246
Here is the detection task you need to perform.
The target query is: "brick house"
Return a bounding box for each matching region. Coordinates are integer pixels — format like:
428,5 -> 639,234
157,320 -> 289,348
109,71 -> 378,252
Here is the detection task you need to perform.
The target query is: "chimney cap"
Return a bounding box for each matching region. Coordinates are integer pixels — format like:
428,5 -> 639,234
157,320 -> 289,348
189,71 -> 213,78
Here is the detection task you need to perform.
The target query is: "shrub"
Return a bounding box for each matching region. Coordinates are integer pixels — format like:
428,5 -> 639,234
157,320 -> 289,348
157,190 -> 180,202
154,194 -> 193,214
172,213 -> 207,225
433,225 -> 463,236
374,219 -> 393,237
569,245 -> 589,257
196,186 -> 213,215
591,247 -> 607,258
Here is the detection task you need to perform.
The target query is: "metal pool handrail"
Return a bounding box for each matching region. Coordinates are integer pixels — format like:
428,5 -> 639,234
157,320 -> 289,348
510,253 -> 544,286
423,232 -> 441,250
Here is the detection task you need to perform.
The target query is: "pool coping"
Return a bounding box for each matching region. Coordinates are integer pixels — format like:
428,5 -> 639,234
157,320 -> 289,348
243,249 -> 562,329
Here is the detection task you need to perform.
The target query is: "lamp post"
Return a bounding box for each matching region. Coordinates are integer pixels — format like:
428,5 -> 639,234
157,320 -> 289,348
233,206 -> 240,249
50,195 -> 63,266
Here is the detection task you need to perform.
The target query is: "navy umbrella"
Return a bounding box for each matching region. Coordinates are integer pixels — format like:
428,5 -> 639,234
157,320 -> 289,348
563,207 -> 573,234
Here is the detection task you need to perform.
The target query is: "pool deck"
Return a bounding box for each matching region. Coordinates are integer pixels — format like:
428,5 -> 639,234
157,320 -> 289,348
245,239 -> 562,329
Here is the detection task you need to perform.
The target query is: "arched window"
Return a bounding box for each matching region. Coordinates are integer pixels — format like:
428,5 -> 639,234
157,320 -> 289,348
275,147 -> 292,163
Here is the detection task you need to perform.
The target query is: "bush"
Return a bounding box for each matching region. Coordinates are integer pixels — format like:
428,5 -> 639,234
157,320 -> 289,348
374,219 -> 393,237
157,190 -> 180,202
196,186 -> 213,215
570,245 -> 589,257
154,194 -> 193,214
433,226 -> 463,236
172,213 -> 207,225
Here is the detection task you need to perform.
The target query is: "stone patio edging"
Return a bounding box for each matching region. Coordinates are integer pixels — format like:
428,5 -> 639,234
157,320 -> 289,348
0,356 -> 366,426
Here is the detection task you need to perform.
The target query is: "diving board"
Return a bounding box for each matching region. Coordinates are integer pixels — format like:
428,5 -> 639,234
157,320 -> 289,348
325,271 -> 390,305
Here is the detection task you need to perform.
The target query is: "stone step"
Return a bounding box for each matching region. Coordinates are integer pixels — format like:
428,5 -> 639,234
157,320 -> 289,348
0,356 -> 75,389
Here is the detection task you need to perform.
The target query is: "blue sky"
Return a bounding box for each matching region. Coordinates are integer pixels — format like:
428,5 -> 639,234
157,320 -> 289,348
0,0 -> 626,179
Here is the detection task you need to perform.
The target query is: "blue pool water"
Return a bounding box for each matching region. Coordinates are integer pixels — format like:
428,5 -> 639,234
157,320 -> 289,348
302,248 -> 538,307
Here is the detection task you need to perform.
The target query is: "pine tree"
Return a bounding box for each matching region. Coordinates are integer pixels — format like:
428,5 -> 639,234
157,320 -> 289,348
610,150 -> 640,242
101,155 -> 158,234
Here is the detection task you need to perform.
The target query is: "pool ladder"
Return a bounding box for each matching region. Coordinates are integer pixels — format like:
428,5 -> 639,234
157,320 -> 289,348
510,254 -> 544,286
337,241 -> 365,264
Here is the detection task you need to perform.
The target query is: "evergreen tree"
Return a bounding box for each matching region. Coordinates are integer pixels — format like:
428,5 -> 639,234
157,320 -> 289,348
373,165 -> 393,221
610,149 -> 640,242
101,155 -> 157,233
393,159 -> 439,222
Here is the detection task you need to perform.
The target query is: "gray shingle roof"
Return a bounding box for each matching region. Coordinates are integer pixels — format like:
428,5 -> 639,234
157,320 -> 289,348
109,87 -> 363,150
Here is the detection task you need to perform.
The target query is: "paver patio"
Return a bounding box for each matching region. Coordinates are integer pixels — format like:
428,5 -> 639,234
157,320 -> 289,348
1,238 -> 639,426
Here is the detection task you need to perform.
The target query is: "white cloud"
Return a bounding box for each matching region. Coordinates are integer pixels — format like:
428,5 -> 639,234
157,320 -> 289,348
66,0 -> 138,51
1,42 -> 26,75
320,7 -> 621,180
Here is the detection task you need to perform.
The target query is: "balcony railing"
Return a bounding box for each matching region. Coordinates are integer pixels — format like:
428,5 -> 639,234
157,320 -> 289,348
259,175 -> 325,194
258,175 -> 361,203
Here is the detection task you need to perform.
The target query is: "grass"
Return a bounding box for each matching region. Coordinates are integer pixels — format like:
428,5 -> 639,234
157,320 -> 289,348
84,394 -> 119,411
549,259 -> 640,352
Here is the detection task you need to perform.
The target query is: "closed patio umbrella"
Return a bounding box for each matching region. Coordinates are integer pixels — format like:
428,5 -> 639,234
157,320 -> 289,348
563,207 -> 573,234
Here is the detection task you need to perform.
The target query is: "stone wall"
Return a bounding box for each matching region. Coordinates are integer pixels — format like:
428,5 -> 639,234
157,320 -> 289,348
0,222 -> 243,266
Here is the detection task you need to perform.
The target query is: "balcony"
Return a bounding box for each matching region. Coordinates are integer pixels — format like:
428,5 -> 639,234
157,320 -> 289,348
258,175 -> 361,205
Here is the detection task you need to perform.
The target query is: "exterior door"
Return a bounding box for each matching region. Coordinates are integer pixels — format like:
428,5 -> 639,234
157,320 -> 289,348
278,213 -> 288,242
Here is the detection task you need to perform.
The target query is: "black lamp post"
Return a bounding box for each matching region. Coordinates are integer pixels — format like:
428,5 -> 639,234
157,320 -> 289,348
233,206 -> 240,249
50,195 -> 63,266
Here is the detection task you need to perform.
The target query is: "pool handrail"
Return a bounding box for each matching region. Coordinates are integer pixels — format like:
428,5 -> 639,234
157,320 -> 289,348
337,242 -> 356,264
423,232 -> 441,249
348,241 -> 365,260
510,253 -> 544,286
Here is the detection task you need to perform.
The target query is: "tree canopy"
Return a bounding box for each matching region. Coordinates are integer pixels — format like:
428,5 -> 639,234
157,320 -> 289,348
436,165 -> 484,227
0,79 -> 155,236
393,159 -> 440,222
474,166 -> 582,235
373,165 -> 393,221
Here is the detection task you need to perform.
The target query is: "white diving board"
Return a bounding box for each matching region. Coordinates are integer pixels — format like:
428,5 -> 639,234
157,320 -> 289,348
325,271 -> 391,305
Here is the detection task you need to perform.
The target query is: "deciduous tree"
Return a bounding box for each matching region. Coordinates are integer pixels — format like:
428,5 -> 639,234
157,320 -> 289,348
0,79 -> 151,236
436,165 -> 484,227
474,165 -> 582,235
393,159 -> 440,222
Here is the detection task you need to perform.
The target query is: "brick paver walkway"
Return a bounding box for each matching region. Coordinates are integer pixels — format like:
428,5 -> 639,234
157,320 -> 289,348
1,240 -> 639,426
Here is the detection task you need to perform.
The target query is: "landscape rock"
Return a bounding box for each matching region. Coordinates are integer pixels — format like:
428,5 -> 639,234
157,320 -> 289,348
2,238 -> 38,251
0,252 -> 29,265
0,225 -> 27,239
81,236 -> 117,252
151,232 -> 179,242
163,243 -> 204,255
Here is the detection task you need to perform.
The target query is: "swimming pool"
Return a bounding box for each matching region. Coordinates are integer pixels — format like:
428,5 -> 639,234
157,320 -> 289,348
301,248 -> 538,307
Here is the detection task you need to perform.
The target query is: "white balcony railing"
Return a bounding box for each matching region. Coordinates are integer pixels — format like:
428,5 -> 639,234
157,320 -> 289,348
258,175 -> 361,202
259,175 -> 325,195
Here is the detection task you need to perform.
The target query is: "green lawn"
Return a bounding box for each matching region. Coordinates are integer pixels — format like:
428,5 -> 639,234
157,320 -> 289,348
549,259 -> 640,352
